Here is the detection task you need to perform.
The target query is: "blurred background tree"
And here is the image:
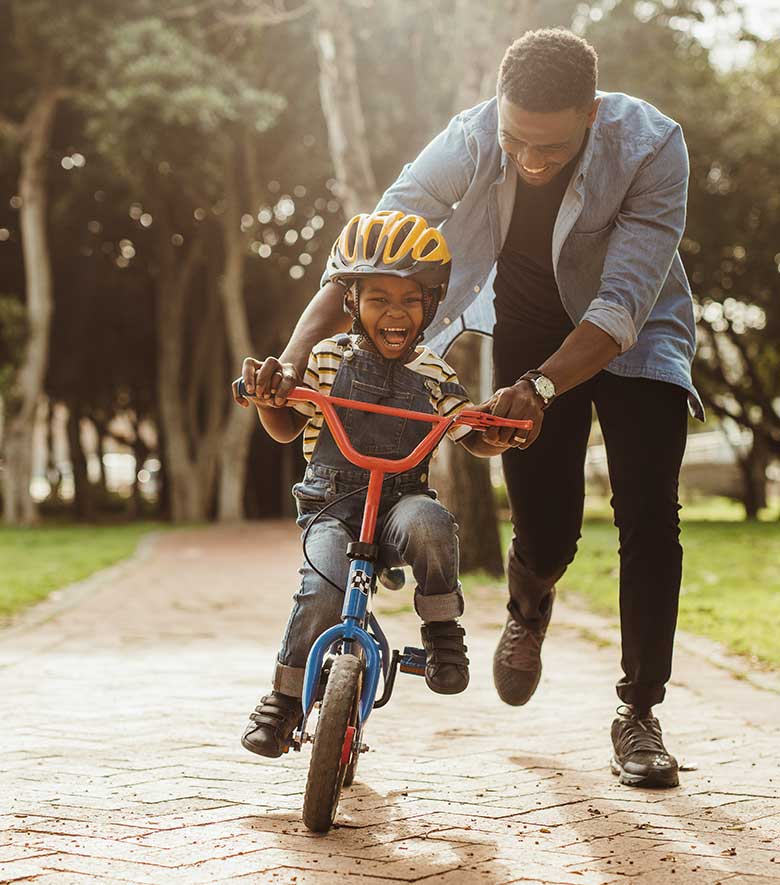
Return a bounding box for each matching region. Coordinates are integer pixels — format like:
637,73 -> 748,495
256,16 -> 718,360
0,0 -> 777,532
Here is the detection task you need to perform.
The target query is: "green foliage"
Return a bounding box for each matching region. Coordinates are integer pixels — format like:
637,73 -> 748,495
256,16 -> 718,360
86,16 -> 284,186
494,510 -> 780,668
0,522 -> 165,618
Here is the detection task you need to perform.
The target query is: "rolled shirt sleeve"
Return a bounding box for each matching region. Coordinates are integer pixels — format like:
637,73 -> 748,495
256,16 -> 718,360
581,124 -> 689,353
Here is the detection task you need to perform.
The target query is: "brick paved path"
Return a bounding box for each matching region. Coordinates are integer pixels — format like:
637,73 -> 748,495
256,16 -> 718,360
2,523 -> 779,885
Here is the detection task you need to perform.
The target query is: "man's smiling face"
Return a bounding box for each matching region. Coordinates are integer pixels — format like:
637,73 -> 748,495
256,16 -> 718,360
498,94 -> 600,187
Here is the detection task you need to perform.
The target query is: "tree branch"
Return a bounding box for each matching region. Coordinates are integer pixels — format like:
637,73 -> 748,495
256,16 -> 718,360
0,112 -> 22,142
164,0 -> 224,19
211,0 -> 312,31
722,324 -> 780,431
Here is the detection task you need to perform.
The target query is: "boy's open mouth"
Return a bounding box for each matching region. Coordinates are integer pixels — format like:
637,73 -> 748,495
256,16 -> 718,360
378,326 -> 411,349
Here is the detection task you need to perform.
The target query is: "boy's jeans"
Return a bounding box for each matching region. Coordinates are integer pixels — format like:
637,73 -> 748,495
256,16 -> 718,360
273,493 -> 462,698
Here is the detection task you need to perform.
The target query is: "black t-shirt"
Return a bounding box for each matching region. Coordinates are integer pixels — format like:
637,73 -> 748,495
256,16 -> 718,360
493,143 -> 586,337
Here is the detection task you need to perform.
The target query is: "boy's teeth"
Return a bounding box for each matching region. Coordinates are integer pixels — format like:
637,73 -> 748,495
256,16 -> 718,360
381,327 -> 408,348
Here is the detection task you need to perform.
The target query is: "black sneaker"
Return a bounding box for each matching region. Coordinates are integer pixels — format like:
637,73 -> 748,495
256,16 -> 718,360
241,692 -> 302,758
610,705 -> 679,788
420,620 -> 470,695
492,589 -> 555,706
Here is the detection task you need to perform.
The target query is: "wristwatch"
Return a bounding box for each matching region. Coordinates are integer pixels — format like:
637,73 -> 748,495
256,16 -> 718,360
518,370 -> 556,409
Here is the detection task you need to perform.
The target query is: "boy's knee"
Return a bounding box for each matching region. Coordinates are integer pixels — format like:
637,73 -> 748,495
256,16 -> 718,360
411,501 -> 457,546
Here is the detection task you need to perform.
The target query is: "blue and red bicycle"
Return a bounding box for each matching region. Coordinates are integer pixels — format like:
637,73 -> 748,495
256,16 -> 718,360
238,382 -> 532,832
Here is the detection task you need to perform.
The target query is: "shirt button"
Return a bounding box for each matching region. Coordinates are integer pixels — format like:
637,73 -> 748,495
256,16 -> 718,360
420,472 -> 427,483
443,317 -> 451,325
474,285 -> 480,293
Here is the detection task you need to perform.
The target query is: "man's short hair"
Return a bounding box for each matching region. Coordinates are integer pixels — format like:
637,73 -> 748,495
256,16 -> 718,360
498,28 -> 598,112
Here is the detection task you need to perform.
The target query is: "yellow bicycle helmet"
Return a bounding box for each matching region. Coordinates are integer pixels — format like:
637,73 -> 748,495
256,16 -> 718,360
326,211 -> 452,296
326,212 -> 452,349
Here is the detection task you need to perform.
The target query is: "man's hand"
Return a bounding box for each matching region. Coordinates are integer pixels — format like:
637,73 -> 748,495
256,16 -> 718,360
483,381 -> 545,449
231,357 -> 301,408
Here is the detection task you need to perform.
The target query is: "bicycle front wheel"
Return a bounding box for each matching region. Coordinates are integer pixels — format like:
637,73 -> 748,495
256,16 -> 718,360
302,653 -> 363,832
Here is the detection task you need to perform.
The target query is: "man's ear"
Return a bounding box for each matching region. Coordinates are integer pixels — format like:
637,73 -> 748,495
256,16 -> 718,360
586,97 -> 601,128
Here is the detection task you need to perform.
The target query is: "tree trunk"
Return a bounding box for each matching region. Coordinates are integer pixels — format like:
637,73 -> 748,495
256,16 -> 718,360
216,152 -> 256,521
153,217 -> 220,522
67,404 -> 94,521
95,422 -> 108,497
431,334 -> 504,575
2,90 -> 59,525
737,434 -> 769,521
314,0 -> 378,216
45,400 -> 62,499
130,426 -> 149,520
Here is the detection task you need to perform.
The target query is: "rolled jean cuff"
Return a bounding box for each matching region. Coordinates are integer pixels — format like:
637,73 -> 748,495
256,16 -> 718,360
414,586 -> 464,622
274,661 -> 306,698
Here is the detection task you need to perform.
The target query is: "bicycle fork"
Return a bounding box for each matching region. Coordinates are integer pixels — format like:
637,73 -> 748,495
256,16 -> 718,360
298,557 -> 383,740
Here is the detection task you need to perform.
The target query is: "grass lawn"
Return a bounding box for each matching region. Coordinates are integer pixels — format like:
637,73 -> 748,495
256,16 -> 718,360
491,498 -> 780,669
0,523 -> 164,619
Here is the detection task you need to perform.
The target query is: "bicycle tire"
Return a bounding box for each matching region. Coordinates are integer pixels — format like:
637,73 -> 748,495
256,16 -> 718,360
302,653 -> 363,832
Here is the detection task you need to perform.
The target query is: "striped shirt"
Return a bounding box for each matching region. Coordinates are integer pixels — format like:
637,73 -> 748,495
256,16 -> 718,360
293,336 -> 473,461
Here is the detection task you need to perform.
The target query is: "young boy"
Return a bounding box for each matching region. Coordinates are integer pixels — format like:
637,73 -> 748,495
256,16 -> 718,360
235,211 -> 508,758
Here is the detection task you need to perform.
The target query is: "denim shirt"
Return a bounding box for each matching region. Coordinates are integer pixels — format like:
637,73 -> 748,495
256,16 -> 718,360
371,92 -> 703,419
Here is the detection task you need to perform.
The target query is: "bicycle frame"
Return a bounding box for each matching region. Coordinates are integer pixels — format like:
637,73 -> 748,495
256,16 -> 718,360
268,387 -> 534,736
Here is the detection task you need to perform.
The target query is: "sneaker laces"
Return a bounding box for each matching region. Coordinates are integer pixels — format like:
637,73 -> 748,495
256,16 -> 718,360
615,705 -> 668,755
496,618 -> 544,668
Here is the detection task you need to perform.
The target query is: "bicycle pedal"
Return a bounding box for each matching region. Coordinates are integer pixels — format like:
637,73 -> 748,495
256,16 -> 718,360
399,646 -> 427,677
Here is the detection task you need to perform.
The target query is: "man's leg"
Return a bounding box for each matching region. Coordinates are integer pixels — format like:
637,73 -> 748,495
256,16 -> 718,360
492,330 -> 594,704
594,373 -> 688,787
379,494 -> 468,694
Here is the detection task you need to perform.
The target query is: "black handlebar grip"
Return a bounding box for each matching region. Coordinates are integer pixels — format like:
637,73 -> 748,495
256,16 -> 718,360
236,378 -> 249,398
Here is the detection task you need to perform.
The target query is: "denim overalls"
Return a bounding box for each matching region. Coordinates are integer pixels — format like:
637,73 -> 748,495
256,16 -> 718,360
274,337 -> 467,698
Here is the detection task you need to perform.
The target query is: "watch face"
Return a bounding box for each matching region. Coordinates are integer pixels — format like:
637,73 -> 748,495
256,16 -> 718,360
536,376 -> 556,400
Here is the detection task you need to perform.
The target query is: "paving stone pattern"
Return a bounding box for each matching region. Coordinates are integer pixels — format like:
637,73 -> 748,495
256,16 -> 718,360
2,523 -> 779,884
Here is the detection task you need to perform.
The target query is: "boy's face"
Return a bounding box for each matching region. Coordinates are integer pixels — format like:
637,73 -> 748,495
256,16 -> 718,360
353,275 -> 425,359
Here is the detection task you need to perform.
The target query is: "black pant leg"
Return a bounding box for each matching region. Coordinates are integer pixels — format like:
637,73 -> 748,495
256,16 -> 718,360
593,373 -> 689,709
494,328 -> 593,626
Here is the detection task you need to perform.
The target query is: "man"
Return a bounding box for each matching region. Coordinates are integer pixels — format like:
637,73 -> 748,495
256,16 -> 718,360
238,28 -> 702,788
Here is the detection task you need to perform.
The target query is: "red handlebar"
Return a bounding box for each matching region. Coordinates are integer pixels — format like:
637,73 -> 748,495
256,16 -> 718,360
238,381 -> 533,544
282,387 -> 532,474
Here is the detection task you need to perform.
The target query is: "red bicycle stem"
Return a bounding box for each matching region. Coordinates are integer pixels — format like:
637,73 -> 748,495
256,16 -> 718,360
284,387 -> 533,544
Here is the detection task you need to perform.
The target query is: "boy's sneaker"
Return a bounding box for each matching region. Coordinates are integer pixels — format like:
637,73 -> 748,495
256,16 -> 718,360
420,620 -> 470,694
610,705 -> 679,788
241,692 -> 302,758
